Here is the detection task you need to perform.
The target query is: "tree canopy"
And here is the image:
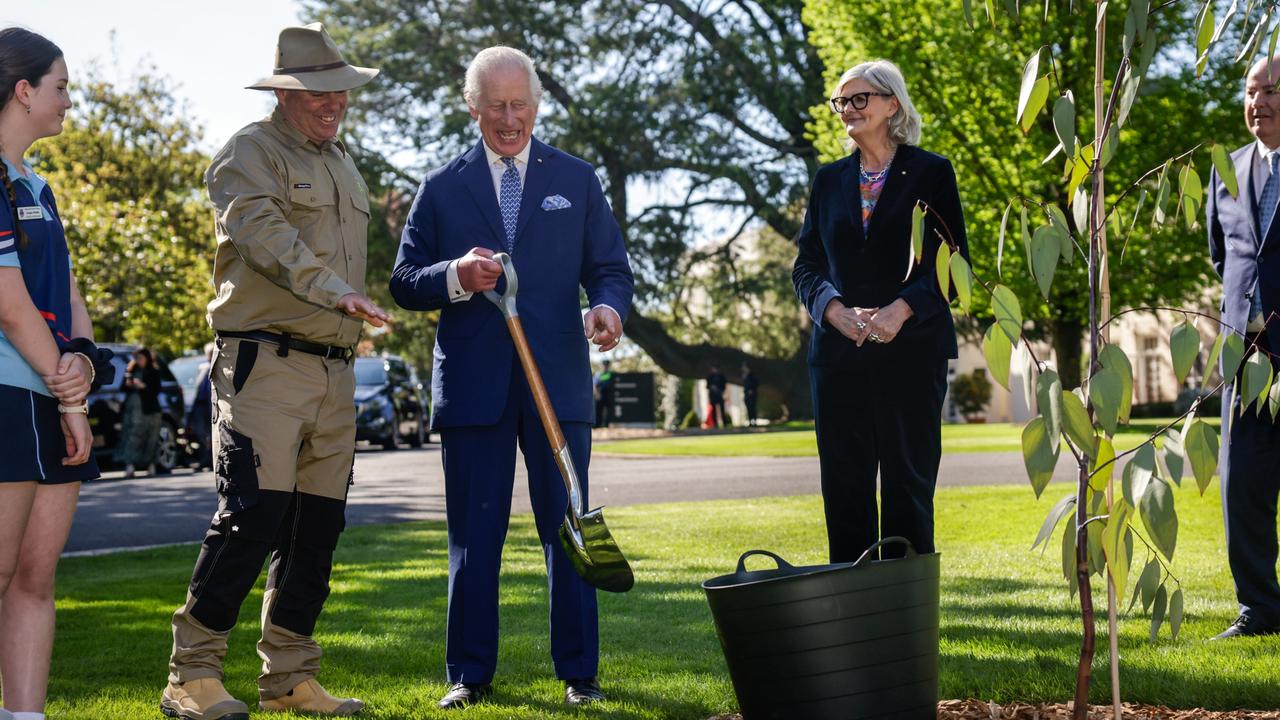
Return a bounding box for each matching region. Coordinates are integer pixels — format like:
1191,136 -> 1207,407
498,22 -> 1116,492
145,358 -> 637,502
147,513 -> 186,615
35,73 -> 214,357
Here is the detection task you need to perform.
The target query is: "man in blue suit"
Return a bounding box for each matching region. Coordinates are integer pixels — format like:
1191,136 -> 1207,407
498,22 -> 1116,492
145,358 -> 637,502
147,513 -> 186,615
1206,54 -> 1280,639
389,46 -> 633,706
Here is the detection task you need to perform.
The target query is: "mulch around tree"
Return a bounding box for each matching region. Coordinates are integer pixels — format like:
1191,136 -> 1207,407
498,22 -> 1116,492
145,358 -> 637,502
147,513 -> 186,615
709,700 -> 1280,719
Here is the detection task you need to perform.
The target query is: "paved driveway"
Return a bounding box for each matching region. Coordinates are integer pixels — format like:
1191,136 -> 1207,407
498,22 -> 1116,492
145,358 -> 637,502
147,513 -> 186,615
66,445 -> 1079,554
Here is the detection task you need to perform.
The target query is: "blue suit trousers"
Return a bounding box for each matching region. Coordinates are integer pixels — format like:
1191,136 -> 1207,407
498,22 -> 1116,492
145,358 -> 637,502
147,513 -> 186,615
439,362 -> 599,683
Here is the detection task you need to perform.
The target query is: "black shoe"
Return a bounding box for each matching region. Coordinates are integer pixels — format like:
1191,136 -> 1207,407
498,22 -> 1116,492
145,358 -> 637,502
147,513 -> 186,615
1213,614 -> 1280,640
438,682 -> 492,709
564,677 -> 605,705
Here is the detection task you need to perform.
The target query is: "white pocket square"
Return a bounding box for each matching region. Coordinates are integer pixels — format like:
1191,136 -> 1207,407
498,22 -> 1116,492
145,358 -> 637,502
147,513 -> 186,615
541,194 -> 572,211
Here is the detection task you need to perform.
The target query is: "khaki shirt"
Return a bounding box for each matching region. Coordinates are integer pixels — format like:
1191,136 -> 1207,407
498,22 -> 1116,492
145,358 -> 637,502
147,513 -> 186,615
205,108 -> 369,347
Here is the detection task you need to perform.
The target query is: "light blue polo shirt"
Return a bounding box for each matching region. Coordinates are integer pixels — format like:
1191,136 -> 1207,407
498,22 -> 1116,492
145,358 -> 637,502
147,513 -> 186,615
0,157 -> 62,396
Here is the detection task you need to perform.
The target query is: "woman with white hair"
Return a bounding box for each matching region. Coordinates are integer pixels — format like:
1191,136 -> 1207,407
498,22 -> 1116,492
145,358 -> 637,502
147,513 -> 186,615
793,59 -> 969,562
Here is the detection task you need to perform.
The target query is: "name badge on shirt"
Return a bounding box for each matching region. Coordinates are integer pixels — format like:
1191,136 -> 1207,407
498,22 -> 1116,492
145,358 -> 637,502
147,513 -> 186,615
17,206 -> 43,221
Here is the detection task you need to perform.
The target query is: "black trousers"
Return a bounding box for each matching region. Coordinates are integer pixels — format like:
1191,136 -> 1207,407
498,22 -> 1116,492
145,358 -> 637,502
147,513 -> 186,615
188,488 -> 346,636
1221,377 -> 1280,625
811,353 -> 948,562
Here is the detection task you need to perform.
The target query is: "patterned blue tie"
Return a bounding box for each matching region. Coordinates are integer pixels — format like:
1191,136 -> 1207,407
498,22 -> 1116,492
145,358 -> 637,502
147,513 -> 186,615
1261,152 -> 1280,240
499,157 -> 521,252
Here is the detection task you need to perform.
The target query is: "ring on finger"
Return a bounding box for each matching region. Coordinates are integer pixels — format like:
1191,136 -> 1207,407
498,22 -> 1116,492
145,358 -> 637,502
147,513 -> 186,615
855,321 -> 867,330
869,332 -> 884,343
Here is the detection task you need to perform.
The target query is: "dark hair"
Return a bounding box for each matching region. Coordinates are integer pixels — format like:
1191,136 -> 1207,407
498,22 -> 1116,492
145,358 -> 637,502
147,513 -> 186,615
0,27 -> 63,250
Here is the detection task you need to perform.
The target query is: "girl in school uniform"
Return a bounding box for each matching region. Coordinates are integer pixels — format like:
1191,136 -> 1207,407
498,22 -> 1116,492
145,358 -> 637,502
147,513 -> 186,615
0,27 -> 112,720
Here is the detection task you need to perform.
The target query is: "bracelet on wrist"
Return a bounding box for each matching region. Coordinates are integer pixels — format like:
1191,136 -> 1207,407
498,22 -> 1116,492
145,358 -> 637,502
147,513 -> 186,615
72,351 -> 96,385
58,402 -> 89,415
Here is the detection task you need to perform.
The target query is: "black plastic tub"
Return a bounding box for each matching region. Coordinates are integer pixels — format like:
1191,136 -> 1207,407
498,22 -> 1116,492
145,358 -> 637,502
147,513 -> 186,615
702,537 -> 940,720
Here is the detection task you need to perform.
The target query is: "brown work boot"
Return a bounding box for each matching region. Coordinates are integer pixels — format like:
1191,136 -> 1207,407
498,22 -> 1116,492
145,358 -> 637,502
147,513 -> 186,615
259,678 -> 365,716
160,678 -> 250,720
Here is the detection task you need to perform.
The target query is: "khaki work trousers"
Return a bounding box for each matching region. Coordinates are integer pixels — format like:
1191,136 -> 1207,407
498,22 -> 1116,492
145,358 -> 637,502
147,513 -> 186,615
168,337 -> 355,700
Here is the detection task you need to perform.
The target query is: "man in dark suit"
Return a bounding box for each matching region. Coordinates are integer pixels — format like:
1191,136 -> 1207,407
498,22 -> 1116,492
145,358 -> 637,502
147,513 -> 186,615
389,46 -> 634,705
1206,54 -> 1280,639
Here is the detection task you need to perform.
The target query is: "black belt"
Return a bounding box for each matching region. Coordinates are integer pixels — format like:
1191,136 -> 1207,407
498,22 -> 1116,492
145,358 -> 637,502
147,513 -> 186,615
217,330 -> 354,361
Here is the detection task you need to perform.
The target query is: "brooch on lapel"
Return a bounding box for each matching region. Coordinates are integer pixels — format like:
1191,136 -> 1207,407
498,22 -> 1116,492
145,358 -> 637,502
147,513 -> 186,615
541,194 -> 572,211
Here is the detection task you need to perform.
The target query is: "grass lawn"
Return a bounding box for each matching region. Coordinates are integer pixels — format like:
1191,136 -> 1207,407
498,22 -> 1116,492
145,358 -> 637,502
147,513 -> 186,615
594,419 -> 1219,457
45,480 -> 1276,718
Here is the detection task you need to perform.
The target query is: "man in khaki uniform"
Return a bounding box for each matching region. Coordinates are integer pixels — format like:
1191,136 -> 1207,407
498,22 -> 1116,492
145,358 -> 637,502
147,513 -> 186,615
161,24 -> 390,720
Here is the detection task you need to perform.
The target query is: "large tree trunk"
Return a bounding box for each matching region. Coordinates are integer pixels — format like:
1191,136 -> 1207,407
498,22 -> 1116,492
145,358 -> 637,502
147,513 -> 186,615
624,311 -> 813,419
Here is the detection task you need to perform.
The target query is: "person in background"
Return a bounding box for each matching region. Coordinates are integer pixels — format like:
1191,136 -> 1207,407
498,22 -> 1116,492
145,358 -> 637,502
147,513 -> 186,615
705,365 -> 727,428
0,26 -> 113,720
115,346 -> 162,478
792,59 -> 968,563
186,343 -> 215,471
741,362 -> 759,426
593,359 -> 615,428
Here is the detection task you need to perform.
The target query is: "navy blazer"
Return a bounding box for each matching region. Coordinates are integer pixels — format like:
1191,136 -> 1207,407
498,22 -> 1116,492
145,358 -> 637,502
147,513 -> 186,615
793,145 -> 969,366
1208,142 -> 1280,356
389,138 -> 634,429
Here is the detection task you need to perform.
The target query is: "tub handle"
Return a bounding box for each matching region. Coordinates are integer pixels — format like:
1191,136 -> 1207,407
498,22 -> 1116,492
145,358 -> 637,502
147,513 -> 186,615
853,536 -> 918,567
734,549 -> 794,577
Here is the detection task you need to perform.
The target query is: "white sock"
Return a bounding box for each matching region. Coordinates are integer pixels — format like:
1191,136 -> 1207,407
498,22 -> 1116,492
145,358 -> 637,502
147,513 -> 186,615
12,712 -> 46,720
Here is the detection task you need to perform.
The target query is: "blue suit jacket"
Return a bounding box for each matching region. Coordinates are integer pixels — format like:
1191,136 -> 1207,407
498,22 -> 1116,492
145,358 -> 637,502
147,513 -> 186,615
1208,142 -> 1280,356
389,138 -> 634,429
793,145 -> 969,366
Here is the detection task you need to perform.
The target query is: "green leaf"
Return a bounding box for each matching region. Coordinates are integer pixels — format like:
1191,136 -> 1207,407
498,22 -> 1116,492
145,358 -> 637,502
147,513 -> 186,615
1170,320 -> 1202,385
1061,389 -> 1097,458
1123,442 -> 1156,509
1162,428 -> 1185,486
1090,368 -> 1123,436
1150,584 -> 1168,642
1036,368 -> 1062,454
950,253 -> 973,313
1099,344 -> 1134,424
935,241 -> 951,299
1033,492 -> 1076,552
1179,162 -> 1204,231
1195,1 -> 1214,77
1030,226 -> 1061,300
963,0 -> 974,27
1242,351 -> 1273,414
1211,143 -> 1239,199
1153,160 -> 1173,225
1221,332 -> 1246,383
1046,203 -> 1071,236
1184,419 -> 1219,495
911,203 -> 925,263
1063,514 -> 1078,598
1137,28 -> 1157,79
1020,205 -> 1033,270
1021,77 -> 1050,134
1087,496 -> 1106,576
1052,93 -> 1075,158
1072,186 -> 1090,243
1269,374 -> 1280,421
1103,502 -> 1132,606
1022,416 -> 1059,498
1067,142 -> 1095,206
992,285 -> 1023,344
1132,557 -> 1160,614
1016,49 -> 1043,129
1117,71 -> 1141,129
1204,331 -> 1227,389
1141,479 -> 1178,561
1090,437 -> 1116,492
1169,587 -> 1185,641
1100,124 -> 1120,169
984,323 -> 1012,391
997,202 -> 1011,277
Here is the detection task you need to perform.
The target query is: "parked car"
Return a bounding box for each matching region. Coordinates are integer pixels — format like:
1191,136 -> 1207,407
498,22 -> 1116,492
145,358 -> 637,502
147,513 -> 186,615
88,344 -> 191,472
354,355 -> 428,449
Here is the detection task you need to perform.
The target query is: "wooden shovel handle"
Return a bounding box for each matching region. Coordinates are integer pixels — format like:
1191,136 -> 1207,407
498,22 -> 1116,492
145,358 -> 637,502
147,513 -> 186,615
505,314 -> 568,453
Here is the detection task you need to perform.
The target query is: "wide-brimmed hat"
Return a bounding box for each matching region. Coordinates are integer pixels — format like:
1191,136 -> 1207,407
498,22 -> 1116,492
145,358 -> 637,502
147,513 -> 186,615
247,23 -> 378,92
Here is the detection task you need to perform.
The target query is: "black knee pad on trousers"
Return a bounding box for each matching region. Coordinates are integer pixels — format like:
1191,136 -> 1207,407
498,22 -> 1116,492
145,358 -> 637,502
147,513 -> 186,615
188,489 -> 295,632
265,492 -> 347,637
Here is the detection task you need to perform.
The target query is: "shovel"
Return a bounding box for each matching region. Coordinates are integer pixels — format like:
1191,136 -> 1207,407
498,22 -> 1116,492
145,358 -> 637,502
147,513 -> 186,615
483,252 -> 635,593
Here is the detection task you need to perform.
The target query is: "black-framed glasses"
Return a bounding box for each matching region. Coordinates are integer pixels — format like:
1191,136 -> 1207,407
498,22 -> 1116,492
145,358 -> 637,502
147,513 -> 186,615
829,92 -> 893,113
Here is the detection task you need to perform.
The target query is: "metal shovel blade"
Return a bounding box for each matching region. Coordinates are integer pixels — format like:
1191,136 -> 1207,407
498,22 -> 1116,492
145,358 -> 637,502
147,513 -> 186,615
560,509 -> 635,593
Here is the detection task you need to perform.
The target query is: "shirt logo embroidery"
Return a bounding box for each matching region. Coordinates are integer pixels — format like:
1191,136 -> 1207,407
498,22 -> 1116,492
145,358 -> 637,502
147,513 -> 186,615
17,206 -> 43,221
293,183 -> 312,189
